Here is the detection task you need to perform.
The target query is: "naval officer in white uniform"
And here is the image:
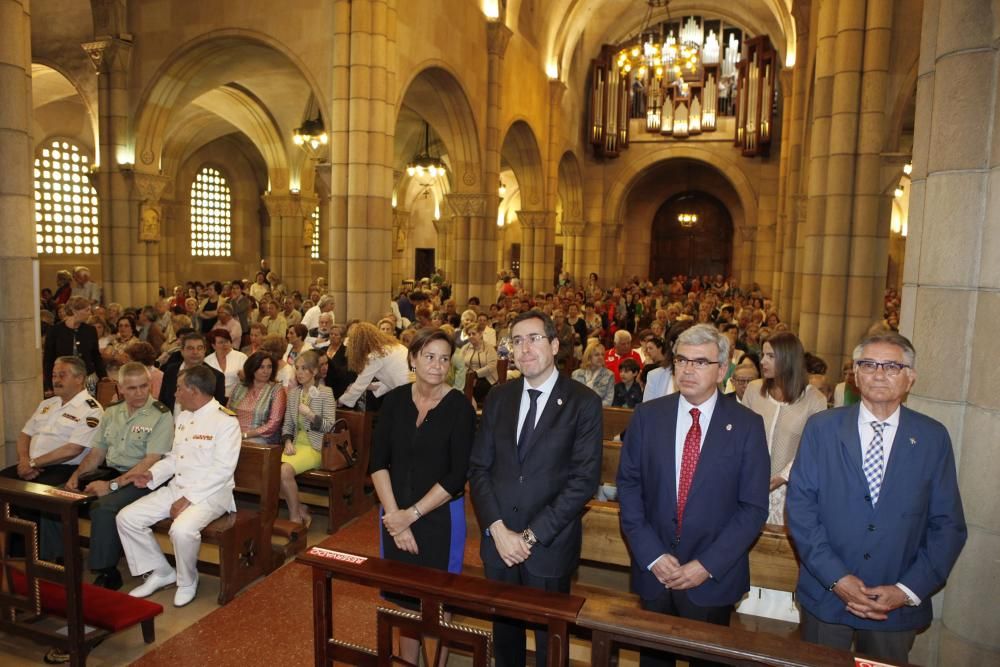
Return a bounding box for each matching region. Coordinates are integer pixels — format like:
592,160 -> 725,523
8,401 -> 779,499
116,364 -> 241,606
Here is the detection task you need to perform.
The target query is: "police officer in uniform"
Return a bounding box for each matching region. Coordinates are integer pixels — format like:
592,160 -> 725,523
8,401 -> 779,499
1,355 -> 102,486
40,362 -> 175,590
0,356 -> 103,560
116,364 -> 241,607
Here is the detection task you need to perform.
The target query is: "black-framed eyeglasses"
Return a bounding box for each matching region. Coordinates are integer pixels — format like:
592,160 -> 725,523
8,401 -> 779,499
673,355 -> 721,370
854,359 -> 910,377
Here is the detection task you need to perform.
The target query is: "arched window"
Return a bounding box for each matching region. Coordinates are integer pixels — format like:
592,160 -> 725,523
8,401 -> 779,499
190,166 -> 232,257
34,139 -> 99,255
310,205 -> 320,260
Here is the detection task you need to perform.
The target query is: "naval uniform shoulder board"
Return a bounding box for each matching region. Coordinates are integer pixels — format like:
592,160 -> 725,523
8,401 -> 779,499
85,398 -> 100,409
152,400 -> 170,413
219,406 -> 237,417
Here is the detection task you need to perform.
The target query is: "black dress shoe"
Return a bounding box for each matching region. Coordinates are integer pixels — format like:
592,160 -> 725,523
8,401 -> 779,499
93,568 -> 123,591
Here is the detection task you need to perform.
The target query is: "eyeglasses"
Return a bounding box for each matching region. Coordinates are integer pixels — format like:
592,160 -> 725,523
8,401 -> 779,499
510,333 -> 551,348
673,355 -> 721,370
855,360 -> 910,376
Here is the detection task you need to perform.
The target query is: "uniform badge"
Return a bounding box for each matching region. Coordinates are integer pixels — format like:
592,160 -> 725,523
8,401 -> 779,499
41,406 -> 51,415
726,424 -> 732,431
556,398 -> 563,406
85,398 -> 99,409
909,437 -> 917,446
131,425 -> 153,434
86,416 -> 100,428
193,434 -> 214,441
62,413 -> 80,422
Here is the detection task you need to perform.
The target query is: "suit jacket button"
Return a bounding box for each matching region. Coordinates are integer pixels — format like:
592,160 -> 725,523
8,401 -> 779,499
868,524 -> 875,532
864,553 -> 871,560
864,495 -> 872,502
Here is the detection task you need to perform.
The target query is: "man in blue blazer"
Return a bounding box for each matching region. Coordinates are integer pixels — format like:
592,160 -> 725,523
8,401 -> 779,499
618,324 -> 769,667
787,332 -> 966,664
469,310 -> 603,667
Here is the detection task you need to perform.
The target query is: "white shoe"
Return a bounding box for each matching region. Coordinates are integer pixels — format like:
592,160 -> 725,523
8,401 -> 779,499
128,569 -> 176,598
173,583 -> 198,607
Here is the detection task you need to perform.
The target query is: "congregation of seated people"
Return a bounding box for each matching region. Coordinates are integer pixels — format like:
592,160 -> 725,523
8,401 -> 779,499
23,260 -> 945,667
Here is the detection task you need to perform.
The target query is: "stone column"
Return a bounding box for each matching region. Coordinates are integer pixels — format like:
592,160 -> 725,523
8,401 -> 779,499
778,28 -> 811,323
0,0 -> 40,465
841,0 -> 893,354
343,0 -> 395,322
433,215 -> 455,286
484,20 -> 512,297
327,0 -> 351,316
391,208 -> 410,289
129,172 -> 169,304
904,0 -> 1000,664
262,192 -> 318,293
81,37 -> 133,305
158,199 -> 180,292
542,80 -> 567,293
599,223 -> 620,285
561,221 -> 586,285
516,210 -> 549,294
446,193 -> 490,303
796,0 -> 839,350
771,69 -> 795,308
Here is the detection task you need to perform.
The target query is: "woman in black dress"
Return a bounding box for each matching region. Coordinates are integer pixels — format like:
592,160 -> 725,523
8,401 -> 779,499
369,327 -> 475,665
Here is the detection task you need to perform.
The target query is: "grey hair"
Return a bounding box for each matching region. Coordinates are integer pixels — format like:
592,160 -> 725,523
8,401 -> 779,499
614,329 -> 632,343
674,323 -> 730,365
178,364 -> 217,397
118,361 -> 151,384
852,331 -> 916,368
318,295 -> 336,309
53,355 -> 87,378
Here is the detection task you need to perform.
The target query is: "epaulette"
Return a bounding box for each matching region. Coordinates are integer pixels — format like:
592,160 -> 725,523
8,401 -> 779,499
85,398 -> 99,409
219,406 -> 237,417
152,400 -> 170,413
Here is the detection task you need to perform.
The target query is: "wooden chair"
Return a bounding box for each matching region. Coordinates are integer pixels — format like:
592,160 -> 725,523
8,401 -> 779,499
94,378 -> 120,407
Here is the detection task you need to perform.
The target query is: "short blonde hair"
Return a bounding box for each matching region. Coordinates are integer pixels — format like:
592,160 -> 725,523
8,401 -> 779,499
581,340 -> 605,371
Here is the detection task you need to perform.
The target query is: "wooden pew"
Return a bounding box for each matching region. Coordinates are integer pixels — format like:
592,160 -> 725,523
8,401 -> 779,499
152,442 -> 281,604
580,501 -> 800,592
297,409 -> 376,533
602,406 -> 633,440
601,440 -> 621,484
94,378 -> 120,408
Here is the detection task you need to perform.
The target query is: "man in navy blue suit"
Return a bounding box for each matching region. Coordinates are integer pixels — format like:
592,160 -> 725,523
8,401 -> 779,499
787,332 -> 966,664
618,324 -> 770,667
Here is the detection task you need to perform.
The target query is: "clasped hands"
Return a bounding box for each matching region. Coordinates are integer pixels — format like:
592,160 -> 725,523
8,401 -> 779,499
491,521 -> 532,567
833,574 -> 908,620
17,460 -> 40,481
651,554 -> 710,590
382,508 -> 419,555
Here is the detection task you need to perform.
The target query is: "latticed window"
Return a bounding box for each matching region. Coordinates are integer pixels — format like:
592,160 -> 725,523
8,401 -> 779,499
190,166 -> 232,257
34,139 -> 99,255
311,205 -> 320,260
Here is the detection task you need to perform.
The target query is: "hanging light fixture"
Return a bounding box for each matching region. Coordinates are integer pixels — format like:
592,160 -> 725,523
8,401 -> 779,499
678,212 -> 698,228
406,122 -> 447,180
615,1 -> 699,86
292,114 -> 328,153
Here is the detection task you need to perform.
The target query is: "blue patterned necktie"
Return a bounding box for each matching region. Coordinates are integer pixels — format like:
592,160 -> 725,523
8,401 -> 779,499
863,421 -> 887,505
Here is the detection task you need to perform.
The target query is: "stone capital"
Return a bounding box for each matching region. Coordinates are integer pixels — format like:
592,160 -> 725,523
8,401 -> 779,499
433,216 -> 454,235
549,79 -> 568,104
445,193 -> 489,218
130,172 -> 170,203
779,69 -> 794,96
740,226 -> 757,242
262,192 -> 318,219
561,220 -> 586,236
392,208 -> 412,228
486,22 -> 514,58
81,37 -> 132,74
516,210 -> 552,229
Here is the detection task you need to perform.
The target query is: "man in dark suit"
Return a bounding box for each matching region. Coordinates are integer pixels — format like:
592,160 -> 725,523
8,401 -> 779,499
787,332 -> 966,664
159,332 -> 226,414
469,310 -> 602,667
617,323 -> 769,667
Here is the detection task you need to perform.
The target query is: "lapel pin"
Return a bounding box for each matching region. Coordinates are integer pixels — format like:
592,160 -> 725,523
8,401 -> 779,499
726,424 -> 732,431
910,437 -> 917,445
557,398 -> 563,406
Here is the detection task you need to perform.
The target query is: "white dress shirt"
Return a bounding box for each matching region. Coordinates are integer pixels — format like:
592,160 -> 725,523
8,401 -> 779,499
674,391 -> 719,492
516,365 -> 560,441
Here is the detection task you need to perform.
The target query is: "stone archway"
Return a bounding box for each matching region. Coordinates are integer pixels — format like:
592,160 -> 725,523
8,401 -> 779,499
393,65 -> 485,301
649,191 -> 733,281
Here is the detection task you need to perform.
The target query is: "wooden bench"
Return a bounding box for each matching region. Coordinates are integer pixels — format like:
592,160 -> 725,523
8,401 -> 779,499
297,409 -> 376,533
152,442 -> 281,604
580,498 -> 800,592
94,378 -> 120,408
603,406 -> 633,440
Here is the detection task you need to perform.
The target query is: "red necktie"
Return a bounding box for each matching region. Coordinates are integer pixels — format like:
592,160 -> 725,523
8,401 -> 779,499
676,407 -> 701,533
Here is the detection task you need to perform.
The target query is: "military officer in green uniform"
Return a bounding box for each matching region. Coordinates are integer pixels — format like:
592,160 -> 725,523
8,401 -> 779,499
43,362 -> 174,590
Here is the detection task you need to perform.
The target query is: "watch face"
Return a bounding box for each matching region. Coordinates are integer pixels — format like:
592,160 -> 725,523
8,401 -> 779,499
110,481 -> 119,491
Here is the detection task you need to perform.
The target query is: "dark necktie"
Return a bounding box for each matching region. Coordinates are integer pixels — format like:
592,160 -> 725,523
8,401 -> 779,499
517,389 -> 542,462
676,407 -> 702,533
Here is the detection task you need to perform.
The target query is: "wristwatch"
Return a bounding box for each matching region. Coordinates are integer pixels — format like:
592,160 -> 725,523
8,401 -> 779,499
28,458 -> 37,469
109,479 -> 120,492
521,528 -> 538,546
